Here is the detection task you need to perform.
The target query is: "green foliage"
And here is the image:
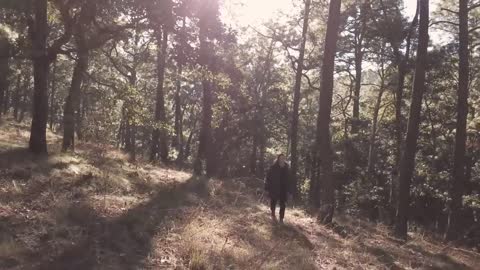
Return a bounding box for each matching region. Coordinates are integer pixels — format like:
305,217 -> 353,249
464,193 -> 480,209
0,24 -> 16,42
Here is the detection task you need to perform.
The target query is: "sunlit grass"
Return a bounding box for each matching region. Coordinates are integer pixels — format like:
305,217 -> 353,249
0,118 -> 478,269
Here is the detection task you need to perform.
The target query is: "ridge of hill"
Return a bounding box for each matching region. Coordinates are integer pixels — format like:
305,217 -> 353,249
0,119 -> 479,270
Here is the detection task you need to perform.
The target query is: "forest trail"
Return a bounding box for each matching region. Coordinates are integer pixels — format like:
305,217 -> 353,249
1,119 -> 479,270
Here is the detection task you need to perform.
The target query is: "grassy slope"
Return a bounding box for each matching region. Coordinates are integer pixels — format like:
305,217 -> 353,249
0,118 -> 479,270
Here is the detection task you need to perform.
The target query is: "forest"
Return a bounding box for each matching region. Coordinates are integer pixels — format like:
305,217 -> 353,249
0,0 -> 480,269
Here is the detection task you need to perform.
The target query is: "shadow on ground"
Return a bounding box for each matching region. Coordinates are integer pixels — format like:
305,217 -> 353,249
34,175 -> 210,270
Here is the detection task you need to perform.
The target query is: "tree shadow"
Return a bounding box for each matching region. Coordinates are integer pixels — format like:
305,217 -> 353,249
215,192 -> 342,269
356,241 -> 473,270
0,147 -> 49,171
406,244 -> 472,270
0,147 -> 92,207
218,217 -> 319,269
270,223 -> 315,250
0,147 -> 85,178
333,215 -> 382,237
359,243 -> 401,269
35,175 -> 210,270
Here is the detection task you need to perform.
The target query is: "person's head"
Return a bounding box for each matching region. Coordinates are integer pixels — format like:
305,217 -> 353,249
277,154 -> 286,166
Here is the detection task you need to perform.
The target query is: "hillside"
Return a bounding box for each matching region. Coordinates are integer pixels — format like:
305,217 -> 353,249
1,119 -> 479,270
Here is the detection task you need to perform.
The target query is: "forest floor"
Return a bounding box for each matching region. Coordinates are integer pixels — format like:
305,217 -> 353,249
1,118 -> 480,270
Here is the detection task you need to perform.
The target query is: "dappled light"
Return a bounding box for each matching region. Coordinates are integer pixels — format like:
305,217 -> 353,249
1,121 -> 478,268
1,0 -> 480,269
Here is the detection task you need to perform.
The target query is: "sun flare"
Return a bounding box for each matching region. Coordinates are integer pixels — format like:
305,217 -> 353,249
222,0 -> 430,28
222,0 -> 293,26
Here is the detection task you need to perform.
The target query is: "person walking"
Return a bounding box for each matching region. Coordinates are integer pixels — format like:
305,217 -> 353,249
265,154 -> 291,224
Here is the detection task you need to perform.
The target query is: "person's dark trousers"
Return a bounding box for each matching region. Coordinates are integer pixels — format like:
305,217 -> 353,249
270,198 -> 286,220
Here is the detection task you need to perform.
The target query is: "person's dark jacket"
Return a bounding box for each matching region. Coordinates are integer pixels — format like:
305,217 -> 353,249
265,162 -> 290,201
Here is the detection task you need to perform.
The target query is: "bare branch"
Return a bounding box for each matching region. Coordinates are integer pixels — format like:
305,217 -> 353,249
86,72 -> 118,92
440,7 -> 459,14
469,25 -> 480,33
430,20 -> 459,27
470,42 -> 480,50
302,73 -> 320,91
469,2 -> 480,11
247,26 -> 276,40
47,0 -> 74,59
104,45 -> 131,79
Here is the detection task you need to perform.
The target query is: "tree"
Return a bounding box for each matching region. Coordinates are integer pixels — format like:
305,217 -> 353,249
374,0 -> 419,212
62,1 -> 91,151
194,0 -> 222,176
27,0 -> 72,154
0,30 -> 10,118
62,0 -> 136,151
290,0 -> 311,200
149,0 -> 173,163
314,0 -> 342,224
336,0 -> 378,206
104,21 -> 152,161
366,42 -> 390,219
348,0 -> 370,134
248,31 -> 276,178
395,0 -> 429,239
445,0 -> 470,241
28,0 -> 50,154
150,27 -> 170,162
172,14 -> 188,165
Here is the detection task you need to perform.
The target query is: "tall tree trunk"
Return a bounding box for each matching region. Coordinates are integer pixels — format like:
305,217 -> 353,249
309,149 -> 320,207
29,0 -> 50,154
119,106 -> 126,148
351,2 -> 367,134
367,58 -> 387,220
131,122 -> 137,161
290,0 -> 311,200
367,78 -> 386,177
117,110 -> 124,148
445,0 -> 469,241
18,88 -> 27,123
394,0 -> 429,239
126,69 -> 137,161
390,3 -> 419,210
205,85 -> 218,176
18,71 -> 29,123
391,50 -> 406,209
151,28 -> 169,162
63,49 -> 88,151
49,59 -> 57,130
184,118 -> 196,162
63,1 -> 91,151
76,93 -> 84,140
0,39 -> 9,118
252,37 -> 275,177
174,64 -> 184,163
13,75 -> 21,120
351,56 -> 362,133
250,133 -> 258,175
195,75 -> 213,175
257,134 -> 266,178
315,0 -> 342,224
174,16 -> 186,165
124,111 -> 136,161
2,83 -> 9,115
195,2 -> 216,176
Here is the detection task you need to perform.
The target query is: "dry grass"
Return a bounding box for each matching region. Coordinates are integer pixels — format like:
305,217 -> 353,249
0,119 -> 479,270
